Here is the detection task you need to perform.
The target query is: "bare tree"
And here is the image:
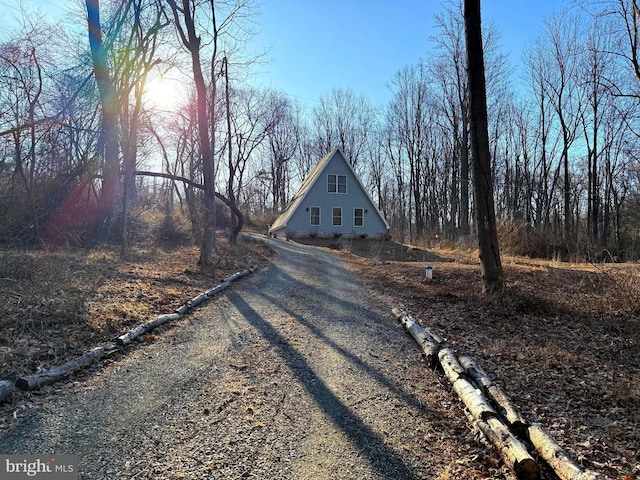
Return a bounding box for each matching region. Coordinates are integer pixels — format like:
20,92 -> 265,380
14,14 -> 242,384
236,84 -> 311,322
222,81 -> 274,242
111,0 -> 167,257
578,23 -> 618,244
312,87 -> 376,170
386,62 -> 433,240
264,90 -> 301,212
524,39 -> 564,230
464,0 -> 504,294
541,11 -> 585,241
165,0 -> 218,265
86,0 -> 120,230
165,0 -> 258,262
0,40 -> 46,239
382,114 -> 408,243
431,2 -> 470,237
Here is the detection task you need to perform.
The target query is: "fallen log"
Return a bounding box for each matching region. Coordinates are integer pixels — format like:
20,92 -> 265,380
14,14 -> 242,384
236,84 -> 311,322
528,424 -> 603,480
394,308 -> 540,480
116,313 -> 182,346
480,416 -> 541,480
452,375 -> 497,420
224,266 -> 256,282
188,292 -> 209,308
438,347 -> 468,382
175,303 -> 191,315
458,353 -> 528,435
392,307 -> 608,480
436,346 -> 540,479
391,308 -> 442,366
176,266 -> 257,314
451,371 -> 540,479
0,380 -> 13,403
205,280 -> 231,297
16,344 -> 117,391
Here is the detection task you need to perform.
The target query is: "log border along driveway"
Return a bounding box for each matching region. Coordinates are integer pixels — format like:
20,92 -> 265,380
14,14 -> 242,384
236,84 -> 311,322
0,236 -> 485,479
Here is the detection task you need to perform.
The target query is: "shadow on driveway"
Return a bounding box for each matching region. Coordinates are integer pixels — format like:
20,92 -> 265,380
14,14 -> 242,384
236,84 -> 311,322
227,291 -> 421,479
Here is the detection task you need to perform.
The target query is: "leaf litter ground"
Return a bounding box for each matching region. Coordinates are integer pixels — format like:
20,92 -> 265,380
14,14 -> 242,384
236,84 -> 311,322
332,238 -> 639,479
0,236 -> 638,479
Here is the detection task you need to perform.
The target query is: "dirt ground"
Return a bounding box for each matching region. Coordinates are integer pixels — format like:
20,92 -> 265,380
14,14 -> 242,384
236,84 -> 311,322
329,238 -> 640,479
0,236 -> 638,478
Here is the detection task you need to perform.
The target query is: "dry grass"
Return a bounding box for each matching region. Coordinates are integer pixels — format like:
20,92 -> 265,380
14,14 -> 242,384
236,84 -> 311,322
0,237 -> 273,382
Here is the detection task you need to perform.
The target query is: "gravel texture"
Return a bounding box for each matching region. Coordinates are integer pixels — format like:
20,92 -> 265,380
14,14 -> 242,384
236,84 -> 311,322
0,237 -> 496,479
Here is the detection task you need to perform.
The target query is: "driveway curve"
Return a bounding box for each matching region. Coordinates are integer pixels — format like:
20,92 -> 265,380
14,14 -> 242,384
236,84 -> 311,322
0,236 -> 474,479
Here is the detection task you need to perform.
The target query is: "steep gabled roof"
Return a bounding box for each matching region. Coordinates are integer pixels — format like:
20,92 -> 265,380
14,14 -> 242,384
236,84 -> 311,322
269,148 -> 389,233
269,149 -> 335,232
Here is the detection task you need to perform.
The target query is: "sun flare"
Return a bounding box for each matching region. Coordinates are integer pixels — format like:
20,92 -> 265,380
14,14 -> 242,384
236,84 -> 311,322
145,76 -> 181,110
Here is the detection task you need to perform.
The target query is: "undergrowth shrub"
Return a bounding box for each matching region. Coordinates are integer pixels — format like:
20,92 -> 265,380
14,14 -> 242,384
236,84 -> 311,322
246,212 -> 279,233
142,208 -> 193,248
498,220 -> 563,258
496,220 -> 528,255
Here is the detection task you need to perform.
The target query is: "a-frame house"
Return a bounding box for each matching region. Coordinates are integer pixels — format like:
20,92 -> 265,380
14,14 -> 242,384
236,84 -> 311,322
269,149 -> 389,239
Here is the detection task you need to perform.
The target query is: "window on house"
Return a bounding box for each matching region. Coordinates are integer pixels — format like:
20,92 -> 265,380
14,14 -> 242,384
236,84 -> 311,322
354,208 -> 364,227
328,174 -> 347,194
332,207 -> 342,226
310,206 -> 320,226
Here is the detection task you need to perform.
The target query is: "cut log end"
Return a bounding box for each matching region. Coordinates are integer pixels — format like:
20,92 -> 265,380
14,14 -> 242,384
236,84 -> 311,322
514,458 -> 541,480
15,377 -> 31,391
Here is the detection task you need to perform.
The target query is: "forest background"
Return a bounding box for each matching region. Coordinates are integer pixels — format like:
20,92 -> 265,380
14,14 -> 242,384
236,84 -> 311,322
1,0 -> 640,262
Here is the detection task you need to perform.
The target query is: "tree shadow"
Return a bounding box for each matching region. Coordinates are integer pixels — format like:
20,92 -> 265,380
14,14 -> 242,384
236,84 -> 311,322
226,290 -> 425,479
253,275 -> 428,412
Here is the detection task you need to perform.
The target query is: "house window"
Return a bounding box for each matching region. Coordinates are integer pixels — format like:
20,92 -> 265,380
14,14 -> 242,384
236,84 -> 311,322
332,207 -> 342,226
310,206 -> 320,226
354,208 -> 364,227
328,174 -> 347,194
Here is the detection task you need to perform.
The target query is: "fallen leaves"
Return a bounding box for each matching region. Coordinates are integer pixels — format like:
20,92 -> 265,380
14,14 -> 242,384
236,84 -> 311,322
340,244 -> 639,479
0,239 -> 272,391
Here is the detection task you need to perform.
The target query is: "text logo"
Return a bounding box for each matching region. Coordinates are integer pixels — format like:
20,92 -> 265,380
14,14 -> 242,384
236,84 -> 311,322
0,455 -> 78,479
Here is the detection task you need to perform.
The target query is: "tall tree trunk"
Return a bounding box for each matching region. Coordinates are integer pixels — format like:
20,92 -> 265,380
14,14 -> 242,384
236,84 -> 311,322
86,0 -> 120,231
464,0 -> 504,294
166,0 -> 217,266
460,112 -> 470,235
223,56 -> 243,244
563,143 -> 571,242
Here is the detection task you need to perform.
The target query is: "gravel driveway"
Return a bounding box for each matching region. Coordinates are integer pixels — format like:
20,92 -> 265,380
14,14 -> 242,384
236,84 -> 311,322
0,237 -> 482,479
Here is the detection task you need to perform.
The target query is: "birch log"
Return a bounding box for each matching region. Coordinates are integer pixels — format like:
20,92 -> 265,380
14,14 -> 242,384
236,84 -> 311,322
116,313 -> 182,346
224,266 -> 256,282
528,424 -> 603,480
394,307 -> 540,480
205,281 -> 231,298
451,375 -> 497,420
446,356 -> 540,479
458,353 -> 528,435
16,344 -> 117,391
188,292 -> 209,308
176,266 -> 257,314
391,308 -> 442,366
479,417 -> 541,480
0,380 -> 13,403
438,347 -> 467,382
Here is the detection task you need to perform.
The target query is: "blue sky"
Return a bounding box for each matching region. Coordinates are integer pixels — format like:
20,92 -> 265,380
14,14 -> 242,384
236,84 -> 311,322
248,0 -> 566,107
0,0 -> 566,107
